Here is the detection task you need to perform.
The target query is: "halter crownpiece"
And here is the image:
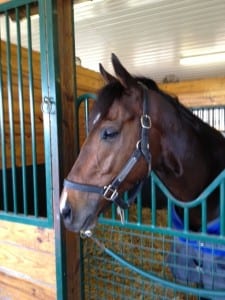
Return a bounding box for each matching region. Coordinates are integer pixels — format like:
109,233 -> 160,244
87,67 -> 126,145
63,83 -> 151,210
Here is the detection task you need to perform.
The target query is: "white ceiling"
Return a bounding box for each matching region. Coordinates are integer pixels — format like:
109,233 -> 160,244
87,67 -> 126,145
74,0 -> 225,82
1,0 -> 225,83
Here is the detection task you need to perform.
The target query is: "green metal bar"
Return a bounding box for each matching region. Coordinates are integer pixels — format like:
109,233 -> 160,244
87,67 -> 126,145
136,193 -> 142,224
201,199 -> 207,233
80,240 -> 86,300
16,7 -> 28,215
76,93 -> 96,108
76,93 -> 96,150
0,0 -> 36,12
26,3 -> 38,217
0,211 -> 52,227
38,1 -> 65,299
84,97 -> 90,136
5,11 -> 18,213
151,170 -> 225,209
111,203 -> 116,220
0,29 -> 8,211
98,216 -> 225,245
167,199 -> 172,228
0,0 -> 51,225
103,246 -> 225,298
124,192 -> 129,221
38,0 -> 53,226
151,175 -> 156,226
183,207 -> 189,232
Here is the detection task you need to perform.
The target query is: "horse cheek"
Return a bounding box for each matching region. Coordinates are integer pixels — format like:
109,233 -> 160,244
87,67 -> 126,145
98,151 -> 117,178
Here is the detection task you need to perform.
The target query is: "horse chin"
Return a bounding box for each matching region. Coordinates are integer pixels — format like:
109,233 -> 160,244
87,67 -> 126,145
64,213 -> 97,234
80,215 -> 97,233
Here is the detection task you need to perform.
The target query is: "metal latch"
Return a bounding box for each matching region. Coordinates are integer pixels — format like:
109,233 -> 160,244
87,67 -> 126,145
41,97 -> 55,114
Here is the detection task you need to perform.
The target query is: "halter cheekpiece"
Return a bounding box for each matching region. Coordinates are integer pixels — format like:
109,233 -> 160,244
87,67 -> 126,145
63,83 -> 151,210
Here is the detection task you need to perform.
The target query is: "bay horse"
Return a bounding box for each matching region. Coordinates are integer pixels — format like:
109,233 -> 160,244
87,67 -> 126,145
60,54 -> 225,298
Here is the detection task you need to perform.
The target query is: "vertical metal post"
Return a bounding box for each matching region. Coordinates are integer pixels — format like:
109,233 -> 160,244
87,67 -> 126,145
26,3 -> 38,217
38,0 -> 80,298
54,0 -> 81,298
38,0 -> 64,297
201,199 -> 207,233
0,38 -> 8,211
183,207 -> 189,232
151,174 -> 156,226
16,7 -> 28,215
84,97 -> 90,136
5,11 -> 17,213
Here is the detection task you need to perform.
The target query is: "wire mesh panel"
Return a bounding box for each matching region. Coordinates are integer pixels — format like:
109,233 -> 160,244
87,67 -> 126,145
0,0 -> 52,227
78,95 -> 225,299
82,227 -> 197,300
81,171 -> 225,299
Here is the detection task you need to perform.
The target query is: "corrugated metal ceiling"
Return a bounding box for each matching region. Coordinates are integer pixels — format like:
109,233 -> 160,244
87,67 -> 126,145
74,0 -> 225,82
0,0 -> 225,83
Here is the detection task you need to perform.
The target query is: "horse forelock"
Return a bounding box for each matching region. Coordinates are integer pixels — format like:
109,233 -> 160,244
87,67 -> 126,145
90,81 -> 125,125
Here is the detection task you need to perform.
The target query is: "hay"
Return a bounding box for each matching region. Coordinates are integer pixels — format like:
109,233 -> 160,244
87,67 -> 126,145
82,206 -> 200,299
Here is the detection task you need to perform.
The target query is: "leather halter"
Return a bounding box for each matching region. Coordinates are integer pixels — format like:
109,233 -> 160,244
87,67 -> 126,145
63,83 -> 151,209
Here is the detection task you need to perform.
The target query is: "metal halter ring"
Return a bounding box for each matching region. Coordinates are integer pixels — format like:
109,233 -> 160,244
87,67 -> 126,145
103,185 -> 119,201
136,140 -> 141,149
141,114 -> 151,129
136,139 -> 149,149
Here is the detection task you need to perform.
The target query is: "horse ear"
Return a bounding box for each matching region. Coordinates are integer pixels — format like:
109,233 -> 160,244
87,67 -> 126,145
111,53 -> 136,88
99,63 -> 117,83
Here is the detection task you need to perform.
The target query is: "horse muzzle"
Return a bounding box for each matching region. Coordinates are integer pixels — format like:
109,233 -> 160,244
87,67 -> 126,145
60,189 -> 98,233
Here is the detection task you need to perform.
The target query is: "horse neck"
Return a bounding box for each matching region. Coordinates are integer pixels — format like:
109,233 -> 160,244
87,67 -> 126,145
149,92 -> 212,202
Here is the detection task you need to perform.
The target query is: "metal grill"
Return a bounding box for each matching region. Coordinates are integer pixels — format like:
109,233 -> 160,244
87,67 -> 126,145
191,106 -> 225,133
82,171 -> 225,299
82,227 -> 225,299
78,96 -> 225,299
0,0 -> 52,227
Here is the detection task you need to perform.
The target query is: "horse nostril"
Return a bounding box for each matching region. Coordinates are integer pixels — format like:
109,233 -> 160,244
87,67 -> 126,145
61,202 -> 72,223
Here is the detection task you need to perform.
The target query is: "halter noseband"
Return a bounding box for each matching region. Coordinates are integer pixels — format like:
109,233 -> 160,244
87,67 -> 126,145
63,83 -> 151,209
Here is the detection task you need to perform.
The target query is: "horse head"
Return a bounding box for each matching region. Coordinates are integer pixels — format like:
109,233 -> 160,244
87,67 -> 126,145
60,54 -> 225,233
60,54 -> 159,233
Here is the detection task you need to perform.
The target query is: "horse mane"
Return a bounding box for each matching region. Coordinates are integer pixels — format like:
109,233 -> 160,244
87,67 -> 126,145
137,77 -> 224,136
137,76 -> 225,172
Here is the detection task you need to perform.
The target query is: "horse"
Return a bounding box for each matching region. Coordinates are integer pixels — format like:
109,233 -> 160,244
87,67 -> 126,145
60,54 -> 225,298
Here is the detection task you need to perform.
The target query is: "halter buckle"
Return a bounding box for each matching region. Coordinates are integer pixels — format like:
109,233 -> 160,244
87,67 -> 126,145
141,114 -> 151,129
103,185 -> 118,201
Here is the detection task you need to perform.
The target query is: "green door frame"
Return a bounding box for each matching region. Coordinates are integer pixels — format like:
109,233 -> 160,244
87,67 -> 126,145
39,1 -> 80,299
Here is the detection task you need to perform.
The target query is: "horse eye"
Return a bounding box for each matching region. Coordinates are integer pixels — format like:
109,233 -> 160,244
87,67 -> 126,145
101,128 -> 119,140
